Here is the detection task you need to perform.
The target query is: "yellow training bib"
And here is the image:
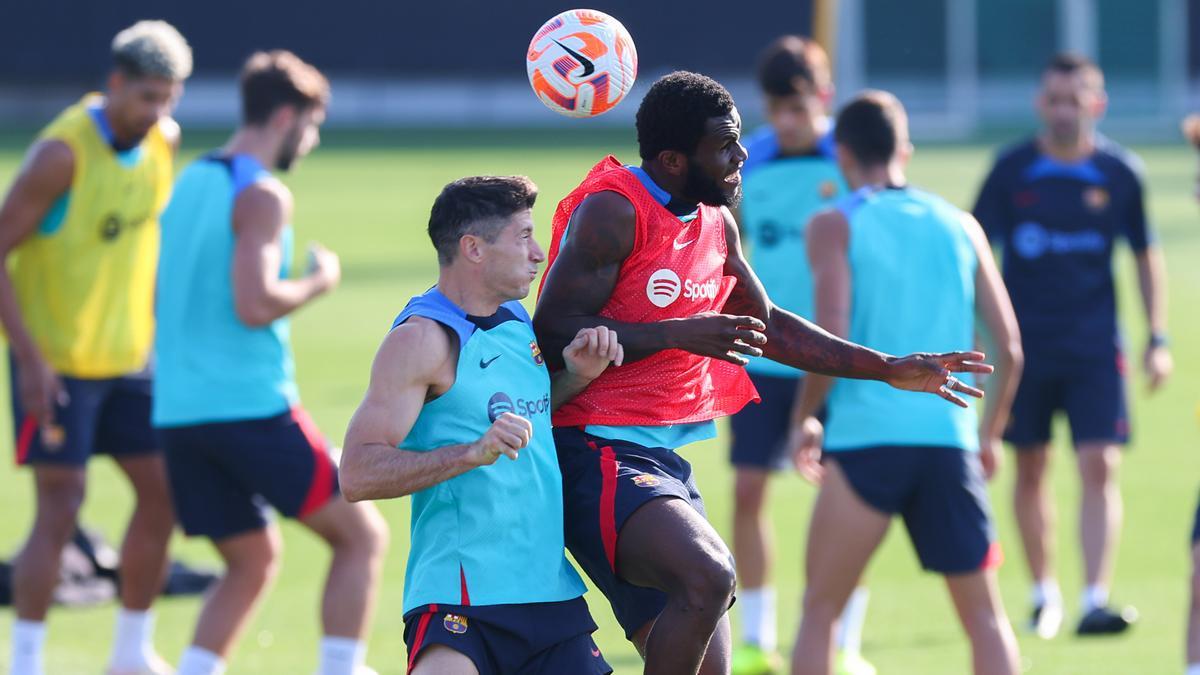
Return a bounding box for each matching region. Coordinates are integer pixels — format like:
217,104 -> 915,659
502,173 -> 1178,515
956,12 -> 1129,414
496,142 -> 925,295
8,94 -> 172,378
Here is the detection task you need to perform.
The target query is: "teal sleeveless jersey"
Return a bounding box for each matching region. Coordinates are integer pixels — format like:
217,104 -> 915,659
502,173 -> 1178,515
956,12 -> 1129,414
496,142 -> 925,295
740,127 -> 847,377
396,288 -> 585,613
824,186 -> 980,452
153,154 -> 298,427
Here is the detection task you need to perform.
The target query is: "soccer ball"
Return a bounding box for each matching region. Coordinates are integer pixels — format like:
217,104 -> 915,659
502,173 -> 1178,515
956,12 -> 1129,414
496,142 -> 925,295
526,9 -> 638,118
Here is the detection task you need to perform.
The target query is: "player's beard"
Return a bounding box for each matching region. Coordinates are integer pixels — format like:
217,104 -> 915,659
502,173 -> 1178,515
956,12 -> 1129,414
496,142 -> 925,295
275,124 -> 303,172
683,158 -> 742,208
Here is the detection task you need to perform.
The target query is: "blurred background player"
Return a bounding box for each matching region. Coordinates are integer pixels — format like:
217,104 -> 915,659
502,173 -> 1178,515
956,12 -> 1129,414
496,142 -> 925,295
341,176 -> 618,675
0,20 -> 190,675
788,90 -> 1023,675
728,35 -> 871,675
154,51 -> 388,675
535,71 -> 991,675
1184,111 -> 1200,675
972,53 -> 1171,638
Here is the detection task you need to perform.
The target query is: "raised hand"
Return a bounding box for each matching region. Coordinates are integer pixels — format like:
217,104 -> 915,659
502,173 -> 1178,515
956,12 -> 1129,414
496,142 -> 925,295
884,351 -> 993,407
667,312 -> 767,365
468,412 -> 532,465
563,326 -> 624,381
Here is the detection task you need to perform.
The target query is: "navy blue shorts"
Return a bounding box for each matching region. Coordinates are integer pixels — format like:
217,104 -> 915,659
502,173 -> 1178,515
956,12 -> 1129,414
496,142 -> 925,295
161,407 -> 339,540
554,426 -> 708,638
829,445 -> 1000,575
1004,351 -> 1129,447
9,355 -> 158,466
729,372 -> 800,471
403,597 -> 611,675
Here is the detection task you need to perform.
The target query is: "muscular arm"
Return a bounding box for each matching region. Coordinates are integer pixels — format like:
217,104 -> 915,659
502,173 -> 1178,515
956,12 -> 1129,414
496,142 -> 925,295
0,140 -> 74,363
721,207 -> 892,379
533,191 -> 669,367
789,209 -> 852,423
232,182 -> 333,327
533,191 -> 766,370
340,319 -> 499,501
964,214 -> 1023,441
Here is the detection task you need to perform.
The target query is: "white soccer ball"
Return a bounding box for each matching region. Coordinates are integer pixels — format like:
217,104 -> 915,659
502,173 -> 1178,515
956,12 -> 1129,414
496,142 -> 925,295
526,9 -> 638,118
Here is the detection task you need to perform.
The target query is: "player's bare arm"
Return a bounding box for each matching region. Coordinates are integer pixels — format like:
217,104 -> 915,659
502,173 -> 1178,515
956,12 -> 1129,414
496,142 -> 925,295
231,181 -> 339,327
1134,244 -> 1171,391
722,206 -> 992,405
340,317 -> 532,501
550,325 -> 624,409
963,213 -> 1023,479
785,207 -> 853,482
0,139 -> 74,425
533,189 -> 767,369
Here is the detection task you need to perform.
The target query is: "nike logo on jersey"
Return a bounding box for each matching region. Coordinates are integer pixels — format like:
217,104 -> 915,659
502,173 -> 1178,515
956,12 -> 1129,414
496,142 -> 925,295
480,355 -> 501,368
673,236 -> 698,250
552,39 -> 595,78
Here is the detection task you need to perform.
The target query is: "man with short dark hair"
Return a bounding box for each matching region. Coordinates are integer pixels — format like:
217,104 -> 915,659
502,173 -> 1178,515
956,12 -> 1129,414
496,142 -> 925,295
973,53 -> 1169,637
789,90 -> 1022,675
341,175 -> 618,675
0,19 -> 191,675
156,51 -> 388,675
535,70 -> 992,674
729,36 -> 873,675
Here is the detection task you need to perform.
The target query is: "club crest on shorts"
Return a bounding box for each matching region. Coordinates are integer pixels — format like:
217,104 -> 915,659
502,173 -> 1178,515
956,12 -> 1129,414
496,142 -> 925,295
530,340 -> 544,365
819,180 -> 837,200
1083,186 -> 1109,211
632,473 -> 660,487
443,613 -> 469,634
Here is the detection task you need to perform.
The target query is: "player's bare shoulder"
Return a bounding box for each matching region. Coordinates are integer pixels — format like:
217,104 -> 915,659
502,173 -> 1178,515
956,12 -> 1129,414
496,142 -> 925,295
233,176 -> 293,234
566,189 -> 637,261
380,316 -> 459,398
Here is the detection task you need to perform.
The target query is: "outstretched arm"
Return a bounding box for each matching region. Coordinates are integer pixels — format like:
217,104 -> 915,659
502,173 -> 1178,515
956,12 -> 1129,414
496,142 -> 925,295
533,190 -> 766,370
721,207 -> 991,404
340,317 -> 532,501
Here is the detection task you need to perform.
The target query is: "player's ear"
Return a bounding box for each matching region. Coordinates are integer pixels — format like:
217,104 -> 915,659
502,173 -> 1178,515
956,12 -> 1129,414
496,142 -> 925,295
657,149 -> 687,177
1090,89 -> 1108,119
459,234 -> 486,264
107,70 -> 125,97
269,104 -> 297,132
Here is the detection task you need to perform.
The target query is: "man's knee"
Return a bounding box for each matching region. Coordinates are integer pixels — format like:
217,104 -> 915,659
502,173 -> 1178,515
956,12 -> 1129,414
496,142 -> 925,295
733,471 -> 769,514
1077,445 -> 1119,490
672,551 -> 736,616
1014,448 -> 1049,490
33,469 -> 87,541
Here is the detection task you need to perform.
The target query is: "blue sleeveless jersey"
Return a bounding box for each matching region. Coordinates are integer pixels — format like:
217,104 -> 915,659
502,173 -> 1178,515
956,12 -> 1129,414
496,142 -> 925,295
397,288 -> 585,613
824,186 -> 979,452
740,127 -> 847,377
153,154 -> 298,427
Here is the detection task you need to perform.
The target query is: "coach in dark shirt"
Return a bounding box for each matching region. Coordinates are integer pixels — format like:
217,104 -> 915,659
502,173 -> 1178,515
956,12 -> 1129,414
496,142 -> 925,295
973,53 -> 1171,639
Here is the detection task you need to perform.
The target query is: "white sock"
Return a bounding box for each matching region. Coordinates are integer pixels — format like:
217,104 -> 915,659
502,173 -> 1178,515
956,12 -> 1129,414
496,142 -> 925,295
1081,584 -> 1109,612
837,587 -> 870,655
1185,663 -> 1200,675
1031,578 -> 1062,608
738,587 -> 777,652
177,646 -> 226,675
109,608 -> 155,668
10,619 -> 46,675
318,636 -> 367,675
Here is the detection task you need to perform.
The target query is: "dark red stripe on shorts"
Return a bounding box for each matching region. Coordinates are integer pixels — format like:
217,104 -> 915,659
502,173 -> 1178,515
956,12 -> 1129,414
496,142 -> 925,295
595,442 -> 619,571
407,603 -> 438,673
15,416 -> 36,466
292,406 -> 334,517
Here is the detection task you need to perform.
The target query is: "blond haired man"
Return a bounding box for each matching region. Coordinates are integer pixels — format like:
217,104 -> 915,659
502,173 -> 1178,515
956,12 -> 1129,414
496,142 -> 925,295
0,20 -> 191,675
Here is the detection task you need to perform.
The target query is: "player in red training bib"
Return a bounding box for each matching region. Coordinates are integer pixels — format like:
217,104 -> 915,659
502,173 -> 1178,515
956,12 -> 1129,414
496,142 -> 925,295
533,71 -> 992,674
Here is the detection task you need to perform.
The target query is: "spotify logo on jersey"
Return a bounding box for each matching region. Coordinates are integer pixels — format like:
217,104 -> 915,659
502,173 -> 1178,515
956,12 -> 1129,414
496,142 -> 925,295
646,269 -> 682,308
487,393 -> 515,423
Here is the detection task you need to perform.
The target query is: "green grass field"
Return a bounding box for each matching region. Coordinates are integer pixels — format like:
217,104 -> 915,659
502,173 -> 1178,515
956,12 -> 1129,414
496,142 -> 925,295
0,128 -> 1196,674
